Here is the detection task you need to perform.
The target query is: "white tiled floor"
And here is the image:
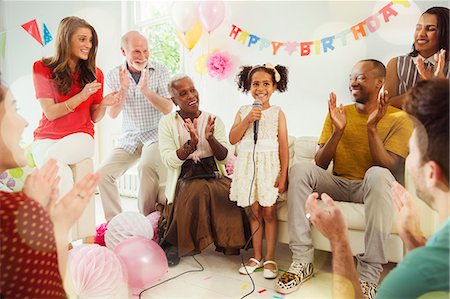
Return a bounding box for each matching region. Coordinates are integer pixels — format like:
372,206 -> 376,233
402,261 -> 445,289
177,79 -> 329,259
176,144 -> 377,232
91,195 -> 394,299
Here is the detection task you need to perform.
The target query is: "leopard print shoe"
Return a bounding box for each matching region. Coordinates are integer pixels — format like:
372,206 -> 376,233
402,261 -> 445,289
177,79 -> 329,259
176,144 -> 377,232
275,262 -> 314,294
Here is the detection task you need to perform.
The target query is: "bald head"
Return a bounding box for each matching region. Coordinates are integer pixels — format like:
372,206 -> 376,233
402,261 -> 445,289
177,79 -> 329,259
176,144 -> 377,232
121,31 -> 147,50
120,31 -> 149,72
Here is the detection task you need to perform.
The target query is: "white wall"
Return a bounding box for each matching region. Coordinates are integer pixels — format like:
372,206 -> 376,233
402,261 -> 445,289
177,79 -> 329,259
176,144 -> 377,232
3,0 -> 448,166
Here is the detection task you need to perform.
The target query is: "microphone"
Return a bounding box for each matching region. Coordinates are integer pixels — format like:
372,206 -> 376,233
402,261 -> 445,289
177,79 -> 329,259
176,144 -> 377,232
252,99 -> 262,144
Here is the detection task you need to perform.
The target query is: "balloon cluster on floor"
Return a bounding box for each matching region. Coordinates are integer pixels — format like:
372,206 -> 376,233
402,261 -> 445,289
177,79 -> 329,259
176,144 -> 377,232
171,1 -> 226,51
68,211 -> 167,297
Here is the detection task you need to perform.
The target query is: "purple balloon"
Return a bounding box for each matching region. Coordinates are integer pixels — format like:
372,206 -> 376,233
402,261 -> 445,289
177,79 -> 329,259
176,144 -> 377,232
113,236 -> 168,290
198,1 -> 225,33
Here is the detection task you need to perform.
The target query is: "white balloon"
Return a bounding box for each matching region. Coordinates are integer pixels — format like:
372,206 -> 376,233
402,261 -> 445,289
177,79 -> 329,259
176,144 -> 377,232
171,1 -> 198,32
68,244 -> 127,298
105,211 -> 154,249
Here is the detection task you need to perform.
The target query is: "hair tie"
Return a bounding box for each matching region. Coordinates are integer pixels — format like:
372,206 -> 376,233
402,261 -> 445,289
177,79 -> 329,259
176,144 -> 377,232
263,63 -> 281,82
247,63 -> 281,83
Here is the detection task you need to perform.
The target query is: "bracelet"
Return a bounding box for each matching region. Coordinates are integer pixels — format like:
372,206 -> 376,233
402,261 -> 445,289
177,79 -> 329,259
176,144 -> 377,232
182,140 -> 197,155
64,101 -> 75,112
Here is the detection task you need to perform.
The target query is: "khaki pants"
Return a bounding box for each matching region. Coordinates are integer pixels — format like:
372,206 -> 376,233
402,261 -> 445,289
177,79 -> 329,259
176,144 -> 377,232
287,161 -> 395,284
98,142 -> 167,221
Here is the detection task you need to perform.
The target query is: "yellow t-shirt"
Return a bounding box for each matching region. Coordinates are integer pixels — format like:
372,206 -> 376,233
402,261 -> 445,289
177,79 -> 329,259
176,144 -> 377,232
318,104 -> 413,180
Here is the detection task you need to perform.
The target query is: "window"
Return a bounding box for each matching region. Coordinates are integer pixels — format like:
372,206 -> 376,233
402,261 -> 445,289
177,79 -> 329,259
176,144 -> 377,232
134,1 -> 181,75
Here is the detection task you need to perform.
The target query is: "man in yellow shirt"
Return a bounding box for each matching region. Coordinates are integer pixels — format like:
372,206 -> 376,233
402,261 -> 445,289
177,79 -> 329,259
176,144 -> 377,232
276,60 -> 413,299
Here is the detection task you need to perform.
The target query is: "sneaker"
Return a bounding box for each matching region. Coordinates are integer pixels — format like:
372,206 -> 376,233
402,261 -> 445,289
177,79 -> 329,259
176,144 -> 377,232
275,262 -> 314,294
359,279 -> 377,299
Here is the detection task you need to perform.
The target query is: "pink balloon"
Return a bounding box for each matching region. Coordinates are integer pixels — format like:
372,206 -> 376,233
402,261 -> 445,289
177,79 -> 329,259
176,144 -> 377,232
198,1 -> 226,33
113,236 -> 168,290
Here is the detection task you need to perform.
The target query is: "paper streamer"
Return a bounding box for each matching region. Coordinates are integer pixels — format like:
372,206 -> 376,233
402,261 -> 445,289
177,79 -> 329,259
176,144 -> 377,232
229,0 -> 411,57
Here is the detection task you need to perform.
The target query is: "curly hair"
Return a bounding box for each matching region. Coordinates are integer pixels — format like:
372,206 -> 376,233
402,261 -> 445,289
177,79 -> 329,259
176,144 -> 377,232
42,16 -> 98,95
236,64 -> 288,94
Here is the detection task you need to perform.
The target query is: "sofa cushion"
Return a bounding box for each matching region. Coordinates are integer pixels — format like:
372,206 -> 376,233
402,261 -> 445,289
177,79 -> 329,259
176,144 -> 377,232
293,136 -> 318,165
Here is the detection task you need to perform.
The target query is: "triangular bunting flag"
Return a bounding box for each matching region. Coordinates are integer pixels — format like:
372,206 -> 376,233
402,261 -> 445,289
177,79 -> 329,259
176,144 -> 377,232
21,19 -> 43,46
42,23 -> 53,46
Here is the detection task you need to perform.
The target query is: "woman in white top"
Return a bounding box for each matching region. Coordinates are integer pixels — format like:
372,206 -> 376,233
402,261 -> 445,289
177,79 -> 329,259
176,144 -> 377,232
158,75 -> 248,266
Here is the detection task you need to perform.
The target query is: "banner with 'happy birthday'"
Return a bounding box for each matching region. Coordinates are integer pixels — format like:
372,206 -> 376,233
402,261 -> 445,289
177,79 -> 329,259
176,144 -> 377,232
229,0 -> 410,57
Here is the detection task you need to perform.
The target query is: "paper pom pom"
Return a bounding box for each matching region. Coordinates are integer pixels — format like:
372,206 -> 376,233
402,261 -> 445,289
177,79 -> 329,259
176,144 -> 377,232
68,244 -> 127,297
105,211 -> 153,249
206,50 -> 233,80
225,154 -> 237,176
146,211 -> 161,243
94,222 -> 108,247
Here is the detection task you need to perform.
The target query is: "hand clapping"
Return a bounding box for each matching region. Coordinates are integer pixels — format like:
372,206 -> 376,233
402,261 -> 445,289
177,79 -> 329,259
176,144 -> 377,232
205,115 -> 216,141
417,49 -> 446,80
328,92 -> 346,132
367,90 -> 389,129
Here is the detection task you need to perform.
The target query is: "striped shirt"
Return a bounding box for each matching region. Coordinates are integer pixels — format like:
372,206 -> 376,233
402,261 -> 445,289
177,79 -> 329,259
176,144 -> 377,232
106,61 -> 171,154
396,54 -> 450,95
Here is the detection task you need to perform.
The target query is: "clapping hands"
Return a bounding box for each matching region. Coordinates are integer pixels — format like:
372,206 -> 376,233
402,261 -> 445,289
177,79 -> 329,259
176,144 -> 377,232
328,92 -> 346,132
184,117 -> 199,147
367,90 -> 389,129
417,49 -> 446,80
23,159 -> 60,209
23,159 -> 100,232
205,115 -> 216,141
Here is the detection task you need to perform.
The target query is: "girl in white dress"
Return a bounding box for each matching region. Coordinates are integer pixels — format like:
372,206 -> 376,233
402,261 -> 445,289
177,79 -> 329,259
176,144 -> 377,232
229,63 -> 289,279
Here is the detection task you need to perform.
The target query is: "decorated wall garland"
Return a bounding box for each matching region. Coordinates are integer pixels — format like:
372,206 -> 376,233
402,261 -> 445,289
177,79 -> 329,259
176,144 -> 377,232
229,0 -> 411,57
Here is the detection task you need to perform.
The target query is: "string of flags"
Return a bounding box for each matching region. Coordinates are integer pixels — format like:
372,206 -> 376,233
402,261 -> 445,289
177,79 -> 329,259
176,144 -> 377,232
229,0 -> 411,57
21,19 -> 53,47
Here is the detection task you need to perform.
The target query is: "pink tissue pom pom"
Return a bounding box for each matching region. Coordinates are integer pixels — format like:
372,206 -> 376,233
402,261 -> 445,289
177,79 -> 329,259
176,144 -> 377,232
146,211 -> 161,243
94,222 -> 108,247
206,50 -> 233,80
225,154 -> 237,176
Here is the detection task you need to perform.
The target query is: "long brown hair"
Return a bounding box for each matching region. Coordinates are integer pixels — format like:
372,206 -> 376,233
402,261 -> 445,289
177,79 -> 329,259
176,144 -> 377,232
42,16 -> 98,95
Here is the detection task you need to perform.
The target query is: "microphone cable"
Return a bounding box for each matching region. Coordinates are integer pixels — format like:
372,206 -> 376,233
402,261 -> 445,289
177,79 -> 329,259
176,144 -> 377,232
138,255 -> 205,299
240,141 -> 262,299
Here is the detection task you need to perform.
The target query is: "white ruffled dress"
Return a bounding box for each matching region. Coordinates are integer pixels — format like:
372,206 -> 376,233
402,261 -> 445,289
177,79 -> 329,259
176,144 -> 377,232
230,105 -> 281,207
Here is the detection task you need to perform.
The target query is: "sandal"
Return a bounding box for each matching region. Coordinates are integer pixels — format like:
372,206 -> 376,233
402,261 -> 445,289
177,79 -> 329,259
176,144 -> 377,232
263,260 -> 278,279
238,257 -> 262,274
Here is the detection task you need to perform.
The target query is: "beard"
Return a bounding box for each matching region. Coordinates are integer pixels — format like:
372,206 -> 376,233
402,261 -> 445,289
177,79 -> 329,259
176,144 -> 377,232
130,60 -> 147,71
355,96 -> 369,104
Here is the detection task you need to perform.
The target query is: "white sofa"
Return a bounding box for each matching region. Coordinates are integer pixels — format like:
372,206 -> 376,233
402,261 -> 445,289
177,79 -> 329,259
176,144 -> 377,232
152,135 -> 438,263
276,136 -> 439,263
